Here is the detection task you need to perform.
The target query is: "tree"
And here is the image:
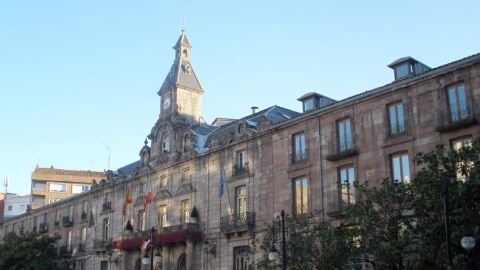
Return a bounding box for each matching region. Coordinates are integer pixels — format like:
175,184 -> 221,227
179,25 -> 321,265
0,232 -> 59,270
411,140 -> 480,269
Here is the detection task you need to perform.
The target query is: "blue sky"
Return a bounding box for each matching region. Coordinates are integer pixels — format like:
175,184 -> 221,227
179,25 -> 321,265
0,1 -> 479,195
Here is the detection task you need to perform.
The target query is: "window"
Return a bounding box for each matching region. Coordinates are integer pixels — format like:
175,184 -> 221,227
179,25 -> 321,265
388,102 -> 406,135
72,185 -> 90,194
139,182 -> 146,195
181,169 -> 191,186
162,133 -> 170,153
48,198 -> 62,204
304,98 -> 315,111
339,166 -> 356,205
138,210 -> 146,231
181,200 -> 190,223
452,137 -> 473,182
447,84 -> 468,122
391,153 -> 410,183
237,151 -> 246,168
234,246 -> 251,270
235,186 -> 247,215
7,205 -> 12,212
158,205 -> 167,228
395,64 -> 411,79
293,177 -> 308,217
103,218 -> 110,239
32,181 -> 46,192
49,183 -> 67,193
66,230 -> 72,250
104,192 -> 111,203
178,254 -> 187,270
81,227 -> 87,244
337,118 -> 353,151
159,175 -> 168,189
100,261 -> 108,270
292,133 -> 307,162
82,201 -> 88,214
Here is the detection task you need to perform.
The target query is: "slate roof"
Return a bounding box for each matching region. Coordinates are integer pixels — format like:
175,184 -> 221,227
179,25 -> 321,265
116,160 -> 140,179
201,105 -> 301,149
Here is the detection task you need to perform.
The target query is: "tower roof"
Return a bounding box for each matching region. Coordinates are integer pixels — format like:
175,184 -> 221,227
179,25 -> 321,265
158,31 -> 203,96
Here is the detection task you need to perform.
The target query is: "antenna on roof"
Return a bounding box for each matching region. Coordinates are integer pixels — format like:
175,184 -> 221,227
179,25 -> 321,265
251,106 -> 259,114
182,0 -> 187,31
4,176 -> 8,194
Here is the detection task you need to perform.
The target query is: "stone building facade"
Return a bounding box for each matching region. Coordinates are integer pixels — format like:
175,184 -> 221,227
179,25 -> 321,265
0,31 -> 479,270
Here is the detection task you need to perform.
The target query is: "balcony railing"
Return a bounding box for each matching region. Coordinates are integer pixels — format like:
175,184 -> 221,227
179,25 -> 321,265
291,148 -> 309,164
38,222 -> 48,233
78,243 -> 86,253
232,162 -> 249,177
59,246 -> 72,257
93,238 -> 112,252
436,102 -> 477,132
326,136 -> 358,161
326,188 -> 356,217
102,202 -> 112,212
220,212 -> 256,235
62,216 -> 73,227
158,223 -> 201,235
54,220 -> 60,228
387,120 -> 408,138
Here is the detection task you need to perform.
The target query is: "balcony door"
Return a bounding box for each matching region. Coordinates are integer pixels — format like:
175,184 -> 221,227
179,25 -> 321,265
448,84 -> 468,121
338,118 -> 352,151
235,186 -> 247,217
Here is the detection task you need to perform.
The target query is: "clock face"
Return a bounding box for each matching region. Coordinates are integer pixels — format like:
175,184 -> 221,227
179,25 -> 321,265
163,97 -> 171,110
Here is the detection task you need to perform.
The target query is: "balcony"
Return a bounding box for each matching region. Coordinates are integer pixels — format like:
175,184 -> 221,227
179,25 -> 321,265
102,202 -> 112,212
386,120 -> 409,138
81,212 -> 88,222
59,246 -> 72,257
220,212 -> 256,235
38,222 -> 48,233
232,163 -> 249,178
78,243 -> 86,253
326,136 -> 358,161
291,149 -> 309,164
159,223 -> 201,235
93,238 -> 112,252
436,102 -> 477,132
62,216 -> 73,227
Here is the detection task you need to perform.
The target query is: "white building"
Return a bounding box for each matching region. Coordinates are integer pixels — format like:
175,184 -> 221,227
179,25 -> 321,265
3,193 -> 31,218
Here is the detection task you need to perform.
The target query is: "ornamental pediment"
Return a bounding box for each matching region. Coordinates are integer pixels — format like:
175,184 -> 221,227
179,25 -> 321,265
154,189 -> 173,201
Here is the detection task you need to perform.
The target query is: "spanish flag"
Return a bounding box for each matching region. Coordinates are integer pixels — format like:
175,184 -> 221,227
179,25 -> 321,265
122,187 -> 133,216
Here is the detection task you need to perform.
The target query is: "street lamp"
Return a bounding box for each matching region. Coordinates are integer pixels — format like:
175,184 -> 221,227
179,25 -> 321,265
269,210 -> 288,270
142,227 -> 162,270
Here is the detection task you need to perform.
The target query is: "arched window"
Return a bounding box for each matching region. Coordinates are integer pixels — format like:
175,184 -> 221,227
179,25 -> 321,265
183,134 -> 190,153
182,49 -> 188,58
178,253 -> 186,270
162,133 -> 170,153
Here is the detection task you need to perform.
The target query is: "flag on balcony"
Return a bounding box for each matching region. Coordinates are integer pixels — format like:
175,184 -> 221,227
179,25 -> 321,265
147,191 -> 154,203
219,159 -> 225,197
122,186 -> 133,216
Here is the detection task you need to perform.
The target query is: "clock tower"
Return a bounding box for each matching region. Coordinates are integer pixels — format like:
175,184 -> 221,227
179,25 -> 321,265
158,30 -> 204,125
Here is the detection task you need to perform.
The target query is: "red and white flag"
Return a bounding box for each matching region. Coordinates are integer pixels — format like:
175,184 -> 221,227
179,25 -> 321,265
141,239 -> 151,251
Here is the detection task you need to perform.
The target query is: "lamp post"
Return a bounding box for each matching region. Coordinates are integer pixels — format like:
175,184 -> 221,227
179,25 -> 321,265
442,180 -> 453,270
142,227 -> 163,270
269,210 -> 287,270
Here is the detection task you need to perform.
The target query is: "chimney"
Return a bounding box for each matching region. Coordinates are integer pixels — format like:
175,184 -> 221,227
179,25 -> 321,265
251,106 -> 259,114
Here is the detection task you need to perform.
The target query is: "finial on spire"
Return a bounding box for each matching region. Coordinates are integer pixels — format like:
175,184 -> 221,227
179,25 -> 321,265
144,138 -> 148,146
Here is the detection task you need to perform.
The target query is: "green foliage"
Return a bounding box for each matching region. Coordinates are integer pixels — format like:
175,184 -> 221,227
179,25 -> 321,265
257,138 -> 480,269
0,232 -> 59,270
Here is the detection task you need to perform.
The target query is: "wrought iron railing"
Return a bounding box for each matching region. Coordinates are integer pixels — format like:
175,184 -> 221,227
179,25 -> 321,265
62,216 -> 73,227
291,148 -> 309,164
326,136 -> 358,161
232,162 -> 249,177
93,238 -> 112,252
387,120 -> 408,137
59,246 -> 72,257
437,101 -> 476,132
159,223 -> 201,235
78,243 -> 86,253
102,202 -> 112,212
220,212 -> 256,234
38,222 -> 48,233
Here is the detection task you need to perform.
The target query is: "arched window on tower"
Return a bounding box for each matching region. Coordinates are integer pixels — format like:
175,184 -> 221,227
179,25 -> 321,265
182,49 -> 188,58
162,133 -> 170,153
183,134 -> 191,153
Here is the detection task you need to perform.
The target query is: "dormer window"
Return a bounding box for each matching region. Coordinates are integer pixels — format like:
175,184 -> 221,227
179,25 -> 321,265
304,98 -> 315,111
388,56 -> 431,81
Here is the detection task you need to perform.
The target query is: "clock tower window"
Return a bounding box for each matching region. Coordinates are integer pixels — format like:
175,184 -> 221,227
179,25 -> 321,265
162,133 -> 171,153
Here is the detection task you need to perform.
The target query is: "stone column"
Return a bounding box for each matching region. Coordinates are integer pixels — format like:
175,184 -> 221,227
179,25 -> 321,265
186,239 -> 194,270
162,246 -> 169,270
